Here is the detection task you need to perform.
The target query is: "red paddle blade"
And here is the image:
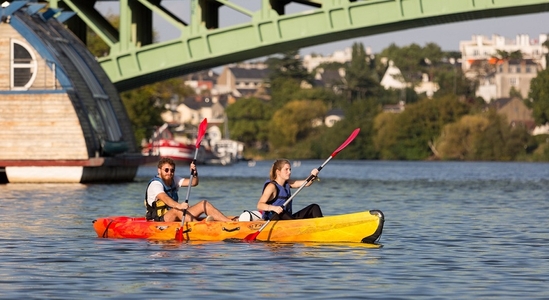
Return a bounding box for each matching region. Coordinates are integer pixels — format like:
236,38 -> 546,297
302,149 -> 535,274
175,227 -> 185,241
331,128 -> 360,157
243,231 -> 260,242
195,118 -> 208,148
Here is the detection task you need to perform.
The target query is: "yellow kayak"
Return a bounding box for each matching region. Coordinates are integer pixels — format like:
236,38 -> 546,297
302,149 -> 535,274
92,210 -> 384,243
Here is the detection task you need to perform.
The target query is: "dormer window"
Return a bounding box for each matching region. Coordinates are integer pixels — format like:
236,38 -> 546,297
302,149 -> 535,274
11,40 -> 37,90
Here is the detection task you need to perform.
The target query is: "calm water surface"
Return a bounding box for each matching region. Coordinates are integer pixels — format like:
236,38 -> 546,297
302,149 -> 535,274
1,161 -> 548,299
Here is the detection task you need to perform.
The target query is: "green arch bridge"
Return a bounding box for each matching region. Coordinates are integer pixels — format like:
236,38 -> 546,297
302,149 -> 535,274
47,0 -> 549,92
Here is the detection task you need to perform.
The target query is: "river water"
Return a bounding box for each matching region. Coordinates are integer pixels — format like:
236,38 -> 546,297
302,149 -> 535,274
1,160 -> 548,299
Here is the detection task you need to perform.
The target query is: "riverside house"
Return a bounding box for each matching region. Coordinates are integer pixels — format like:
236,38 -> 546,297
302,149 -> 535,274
0,2 -> 147,183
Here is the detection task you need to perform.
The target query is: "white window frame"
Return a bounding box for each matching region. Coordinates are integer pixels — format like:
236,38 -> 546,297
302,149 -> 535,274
10,39 -> 37,90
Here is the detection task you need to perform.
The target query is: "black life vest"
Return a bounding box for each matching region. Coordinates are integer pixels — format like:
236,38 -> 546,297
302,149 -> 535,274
144,176 -> 179,221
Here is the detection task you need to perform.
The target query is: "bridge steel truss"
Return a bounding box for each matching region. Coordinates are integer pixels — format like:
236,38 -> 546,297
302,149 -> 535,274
47,0 -> 549,92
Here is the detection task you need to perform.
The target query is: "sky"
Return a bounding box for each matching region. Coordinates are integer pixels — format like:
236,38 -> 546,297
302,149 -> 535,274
95,2 -> 549,56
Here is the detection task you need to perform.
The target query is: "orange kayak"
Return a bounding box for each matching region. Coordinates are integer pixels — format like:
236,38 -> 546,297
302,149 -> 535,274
92,210 -> 384,243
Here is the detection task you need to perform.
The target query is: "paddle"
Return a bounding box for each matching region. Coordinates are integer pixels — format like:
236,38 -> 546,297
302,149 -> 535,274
175,118 -> 208,241
243,128 -> 361,242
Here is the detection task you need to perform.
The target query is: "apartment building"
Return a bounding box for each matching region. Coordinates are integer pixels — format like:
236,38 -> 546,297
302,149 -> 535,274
460,34 -> 547,71
460,34 -> 548,102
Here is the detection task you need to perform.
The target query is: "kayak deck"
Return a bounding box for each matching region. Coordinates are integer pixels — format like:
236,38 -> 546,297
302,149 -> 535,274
93,210 -> 384,243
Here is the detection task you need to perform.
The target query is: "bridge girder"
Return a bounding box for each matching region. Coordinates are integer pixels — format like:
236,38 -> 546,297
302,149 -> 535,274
48,0 -> 549,92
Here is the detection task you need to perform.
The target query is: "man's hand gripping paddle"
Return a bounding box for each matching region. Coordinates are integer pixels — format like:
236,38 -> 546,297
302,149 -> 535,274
175,118 -> 208,241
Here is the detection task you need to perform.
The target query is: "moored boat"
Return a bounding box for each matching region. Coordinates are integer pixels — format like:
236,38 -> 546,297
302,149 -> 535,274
141,123 -> 242,165
141,123 -> 196,163
92,210 -> 384,243
142,138 -> 195,163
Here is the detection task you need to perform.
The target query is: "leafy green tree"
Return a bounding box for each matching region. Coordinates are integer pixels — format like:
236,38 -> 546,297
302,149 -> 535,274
343,42 -> 381,101
509,87 -> 523,100
120,86 -> 164,146
434,65 -> 478,101
436,111 -> 532,161
493,50 -> 523,60
269,77 -> 301,108
266,50 -> 312,108
472,111 -> 529,161
377,43 -> 475,104
373,112 -> 400,159
373,95 -> 470,160
86,14 -> 117,57
302,98 -> 381,160
421,43 -> 445,64
379,43 -> 419,79
526,68 -> 549,125
503,123 -> 533,160
314,61 -> 346,73
325,98 -> 381,159
120,78 -> 194,146
277,96 -> 381,159
509,50 -> 523,60
435,115 -> 489,160
225,97 -> 272,150
266,49 -> 310,82
268,100 -> 327,151
530,134 -> 549,161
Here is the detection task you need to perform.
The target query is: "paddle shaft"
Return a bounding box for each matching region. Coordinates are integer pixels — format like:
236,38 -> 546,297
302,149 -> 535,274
180,163 -> 198,226
253,156 -> 332,233
183,156 -> 199,202
246,128 -> 360,240
181,119 -> 207,226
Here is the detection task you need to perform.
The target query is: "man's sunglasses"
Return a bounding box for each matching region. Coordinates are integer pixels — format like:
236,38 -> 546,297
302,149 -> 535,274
163,168 -> 175,173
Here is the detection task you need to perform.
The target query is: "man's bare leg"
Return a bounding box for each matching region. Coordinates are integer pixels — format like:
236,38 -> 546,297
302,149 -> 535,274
187,200 -> 232,221
163,209 -> 183,222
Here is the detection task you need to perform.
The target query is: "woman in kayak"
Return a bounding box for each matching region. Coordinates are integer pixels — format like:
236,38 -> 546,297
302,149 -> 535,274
257,159 -> 323,220
145,157 -> 233,222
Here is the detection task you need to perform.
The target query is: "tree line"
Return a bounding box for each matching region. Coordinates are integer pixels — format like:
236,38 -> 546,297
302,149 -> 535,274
87,19 -> 549,161
226,43 -> 549,161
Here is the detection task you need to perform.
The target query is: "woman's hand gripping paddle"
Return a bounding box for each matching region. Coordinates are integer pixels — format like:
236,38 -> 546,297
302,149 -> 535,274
175,118 -> 208,241
243,128 -> 361,242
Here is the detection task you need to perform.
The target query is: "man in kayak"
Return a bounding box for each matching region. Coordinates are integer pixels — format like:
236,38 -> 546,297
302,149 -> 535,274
257,159 -> 323,220
145,157 -> 233,222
